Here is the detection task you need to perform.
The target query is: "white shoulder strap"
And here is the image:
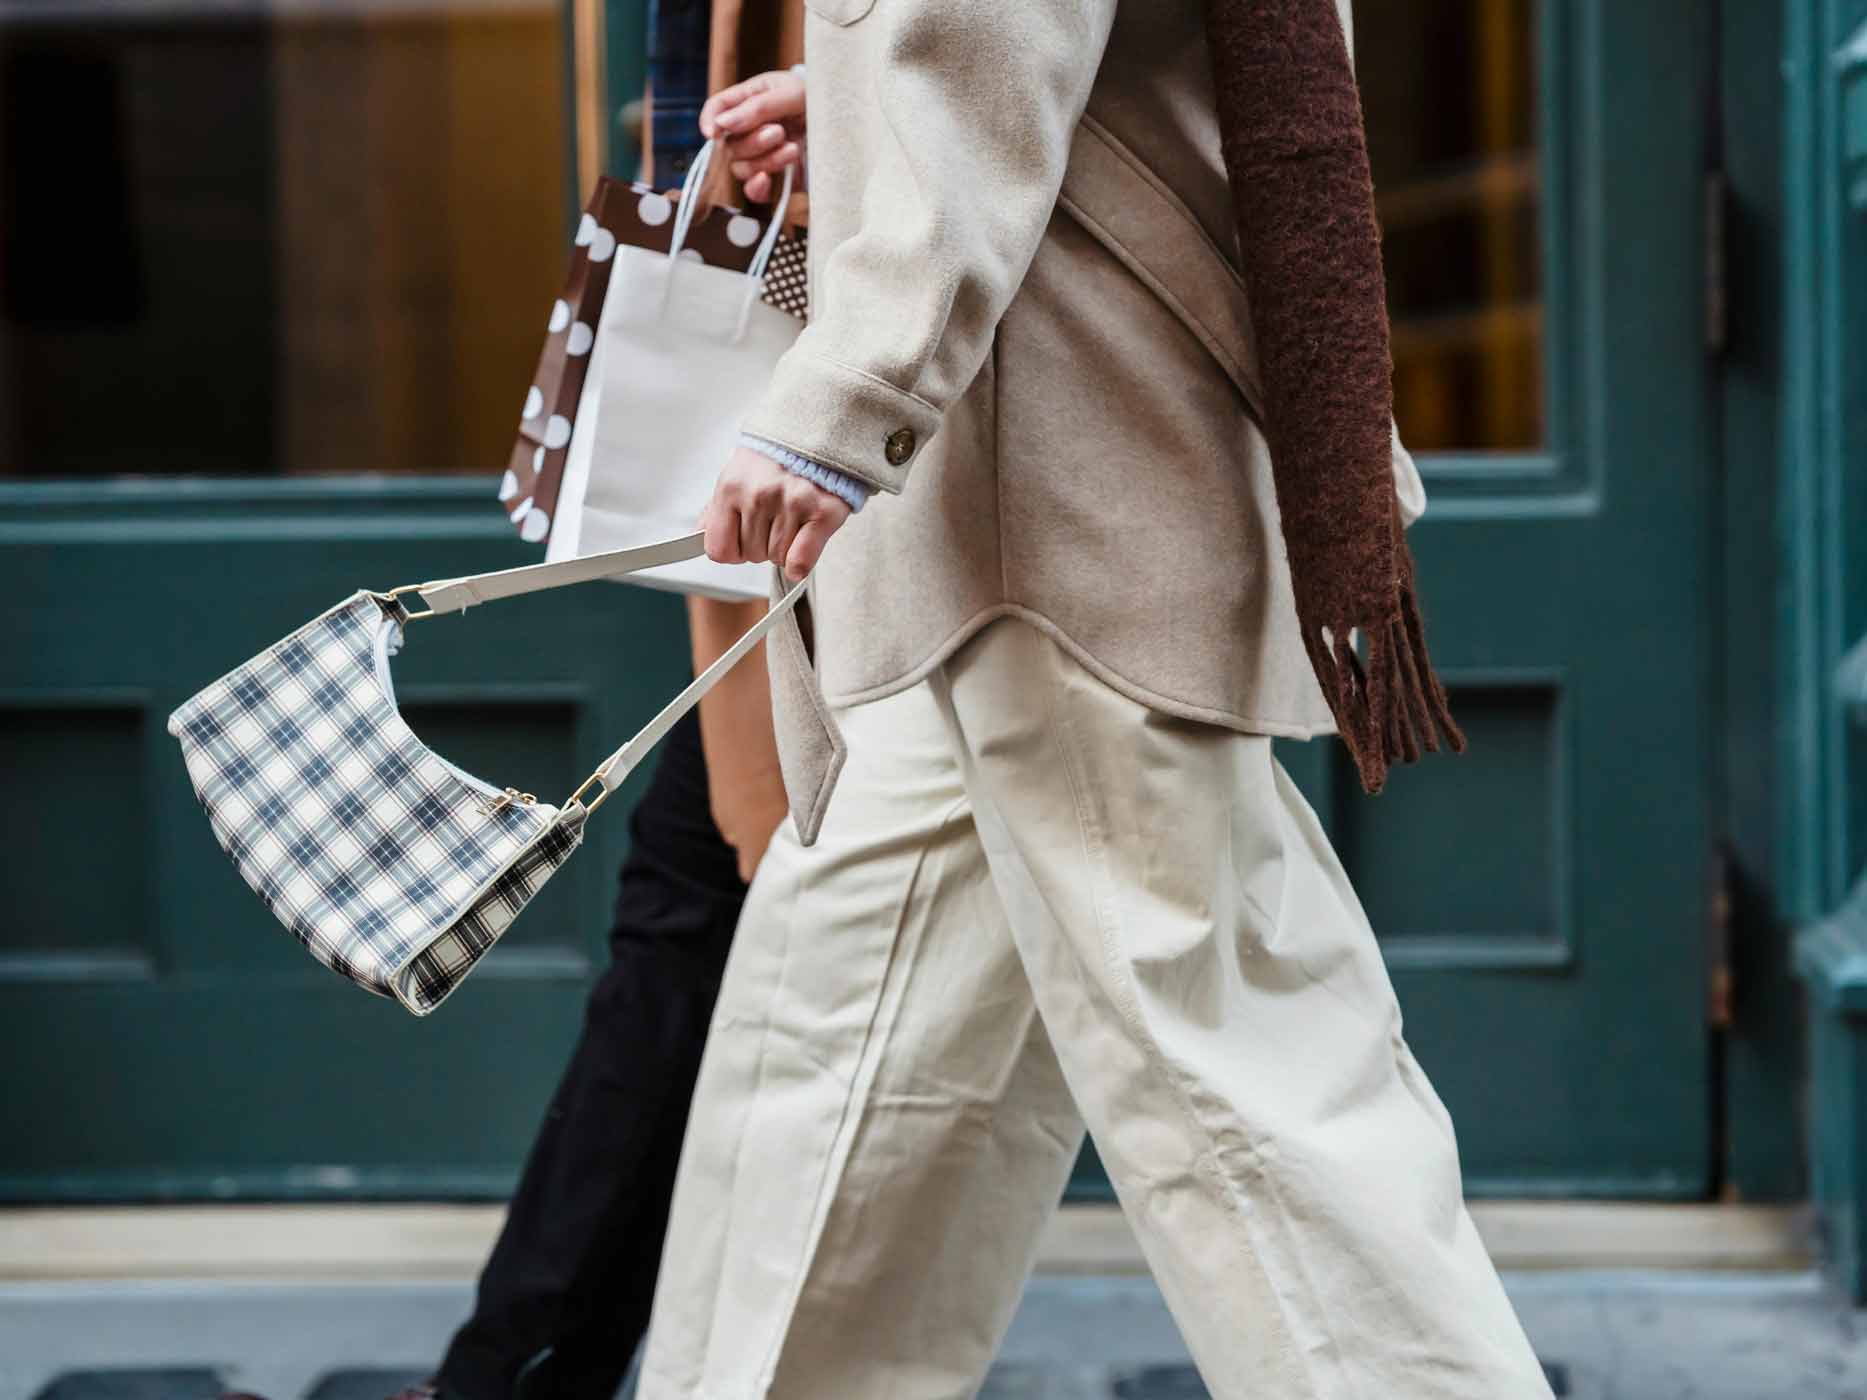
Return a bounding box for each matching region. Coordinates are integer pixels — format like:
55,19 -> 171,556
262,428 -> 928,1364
388,534 -> 807,819
573,575 -> 806,812
407,533 -> 714,617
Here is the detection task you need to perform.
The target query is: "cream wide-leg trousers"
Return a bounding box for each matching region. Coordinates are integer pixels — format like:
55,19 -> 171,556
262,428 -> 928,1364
638,618 -> 1550,1400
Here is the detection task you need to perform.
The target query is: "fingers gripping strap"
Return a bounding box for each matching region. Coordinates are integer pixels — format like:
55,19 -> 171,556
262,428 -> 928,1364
585,575 -> 807,803
414,533 -> 708,615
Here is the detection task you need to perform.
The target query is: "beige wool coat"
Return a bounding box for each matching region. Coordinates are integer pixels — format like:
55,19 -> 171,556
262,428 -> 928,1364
747,0 -> 1427,843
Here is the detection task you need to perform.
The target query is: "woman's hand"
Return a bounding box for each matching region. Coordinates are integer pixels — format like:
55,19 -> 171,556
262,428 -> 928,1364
701,447 -> 849,583
700,69 -> 806,203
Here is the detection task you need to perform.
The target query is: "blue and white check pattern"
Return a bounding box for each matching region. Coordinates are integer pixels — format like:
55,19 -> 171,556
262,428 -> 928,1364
168,591 -> 581,1015
403,815 -> 583,1013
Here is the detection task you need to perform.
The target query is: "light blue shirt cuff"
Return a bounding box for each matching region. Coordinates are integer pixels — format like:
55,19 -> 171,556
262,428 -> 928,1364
740,434 -> 870,513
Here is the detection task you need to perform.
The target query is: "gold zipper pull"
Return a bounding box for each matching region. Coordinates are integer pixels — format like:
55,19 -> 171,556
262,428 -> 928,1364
481,787 -> 536,817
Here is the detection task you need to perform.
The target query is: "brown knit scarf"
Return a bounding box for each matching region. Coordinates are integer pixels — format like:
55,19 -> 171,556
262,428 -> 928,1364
1203,0 -> 1465,794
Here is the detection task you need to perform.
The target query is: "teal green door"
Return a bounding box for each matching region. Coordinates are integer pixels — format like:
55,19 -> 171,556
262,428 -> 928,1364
1,0 -> 1720,1201
1278,0 -> 1719,1196
1071,1 -> 1722,1204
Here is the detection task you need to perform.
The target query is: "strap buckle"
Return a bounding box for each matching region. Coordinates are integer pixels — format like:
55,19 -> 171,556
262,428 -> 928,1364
566,771 -> 614,815
376,583 -> 438,622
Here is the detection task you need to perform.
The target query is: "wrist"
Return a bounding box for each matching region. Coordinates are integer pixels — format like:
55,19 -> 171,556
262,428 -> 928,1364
740,434 -> 870,513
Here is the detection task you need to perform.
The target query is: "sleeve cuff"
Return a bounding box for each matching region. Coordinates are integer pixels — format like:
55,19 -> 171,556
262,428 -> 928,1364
740,350 -> 943,495
741,434 -> 871,513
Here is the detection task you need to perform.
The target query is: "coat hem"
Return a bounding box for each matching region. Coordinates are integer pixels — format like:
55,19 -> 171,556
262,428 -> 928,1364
820,603 -> 1340,741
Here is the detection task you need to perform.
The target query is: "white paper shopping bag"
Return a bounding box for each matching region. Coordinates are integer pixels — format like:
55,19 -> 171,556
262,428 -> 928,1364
544,144 -> 804,601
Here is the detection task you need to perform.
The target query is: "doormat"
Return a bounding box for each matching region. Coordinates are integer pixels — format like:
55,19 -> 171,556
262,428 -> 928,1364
977,1363 -> 1052,1396
1108,1359 -> 1570,1398
32,1371 -> 227,1400
1111,1363 -> 1209,1397
302,1372 -> 431,1400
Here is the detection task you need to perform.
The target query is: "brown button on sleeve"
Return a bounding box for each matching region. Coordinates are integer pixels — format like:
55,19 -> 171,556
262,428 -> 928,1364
741,351 -> 942,495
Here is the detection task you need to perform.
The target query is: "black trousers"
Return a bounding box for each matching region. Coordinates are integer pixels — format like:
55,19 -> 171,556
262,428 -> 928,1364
438,707 -> 747,1400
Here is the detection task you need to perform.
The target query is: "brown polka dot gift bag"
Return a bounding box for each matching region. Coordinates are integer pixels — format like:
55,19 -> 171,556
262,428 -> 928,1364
498,142 -> 806,601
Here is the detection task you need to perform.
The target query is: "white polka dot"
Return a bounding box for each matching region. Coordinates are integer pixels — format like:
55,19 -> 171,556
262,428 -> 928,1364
520,507 -> 551,543
678,248 -> 704,263
726,215 -> 760,248
532,446 -> 545,472
566,322 -> 594,356
548,299 -> 571,333
574,213 -> 596,246
522,385 -> 543,420
509,495 -> 534,524
637,192 -> 673,226
588,228 -> 617,263
543,414 -> 572,449
497,469 -> 519,501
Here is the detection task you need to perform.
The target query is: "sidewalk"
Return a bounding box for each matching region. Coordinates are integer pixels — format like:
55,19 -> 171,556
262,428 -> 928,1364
0,1204 -> 1849,1400
2,1271 -> 1863,1399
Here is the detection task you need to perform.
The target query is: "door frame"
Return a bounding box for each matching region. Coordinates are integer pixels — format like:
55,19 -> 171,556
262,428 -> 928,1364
1712,0 -> 1801,1204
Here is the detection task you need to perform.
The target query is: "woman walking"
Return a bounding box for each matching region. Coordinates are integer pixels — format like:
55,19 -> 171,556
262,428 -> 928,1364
638,0 -> 1554,1396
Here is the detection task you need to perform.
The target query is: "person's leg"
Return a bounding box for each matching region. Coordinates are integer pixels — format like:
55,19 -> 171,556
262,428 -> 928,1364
638,680 -> 1085,1400
438,707 -> 747,1400
931,618 -> 1551,1400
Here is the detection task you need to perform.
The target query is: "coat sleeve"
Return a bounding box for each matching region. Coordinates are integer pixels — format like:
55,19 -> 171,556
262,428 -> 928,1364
738,0 -> 1118,495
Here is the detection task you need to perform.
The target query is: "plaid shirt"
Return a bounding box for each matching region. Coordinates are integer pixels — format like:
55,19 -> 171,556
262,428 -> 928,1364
648,0 -> 711,181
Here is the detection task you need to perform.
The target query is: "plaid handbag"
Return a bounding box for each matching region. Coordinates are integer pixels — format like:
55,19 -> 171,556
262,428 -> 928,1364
169,534 -> 804,1015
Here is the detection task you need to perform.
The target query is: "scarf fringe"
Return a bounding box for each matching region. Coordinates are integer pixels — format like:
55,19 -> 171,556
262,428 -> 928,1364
1300,564 -> 1466,796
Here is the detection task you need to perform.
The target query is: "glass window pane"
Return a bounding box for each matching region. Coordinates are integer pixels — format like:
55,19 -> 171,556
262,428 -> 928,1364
1357,0 -> 1544,451
0,2 -> 567,478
